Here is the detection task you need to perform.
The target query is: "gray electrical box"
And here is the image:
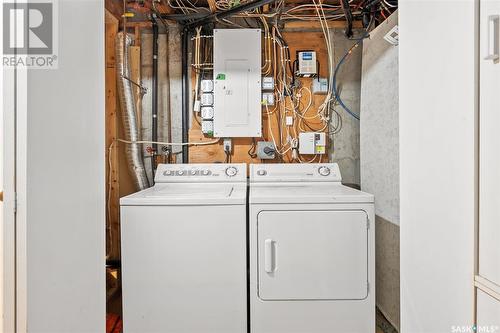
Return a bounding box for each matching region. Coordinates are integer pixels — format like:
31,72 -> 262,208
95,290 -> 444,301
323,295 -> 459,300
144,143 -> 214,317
213,29 -> 262,138
257,141 -> 276,159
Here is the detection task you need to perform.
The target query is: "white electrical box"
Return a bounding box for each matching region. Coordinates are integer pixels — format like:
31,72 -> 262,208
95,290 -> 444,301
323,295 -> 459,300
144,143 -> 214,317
202,120 -> 214,136
299,132 -> 326,154
201,93 -> 214,106
201,106 -> 214,120
262,92 -> 275,106
312,78 -> 329,94
201,79 -> 214,92
213,29 -> 262,137
297,51 -> 317,77
262,77 -> 274,91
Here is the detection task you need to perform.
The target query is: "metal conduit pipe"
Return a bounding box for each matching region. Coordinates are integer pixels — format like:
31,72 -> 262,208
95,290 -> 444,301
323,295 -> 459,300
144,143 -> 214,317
181,28 -> 190,163
179,0 -> 276,163
152,19 -> 159,173
116,32 -> 150,190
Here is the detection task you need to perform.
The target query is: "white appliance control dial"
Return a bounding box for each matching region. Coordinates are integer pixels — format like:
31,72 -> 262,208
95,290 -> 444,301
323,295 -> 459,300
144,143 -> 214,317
165,170 -> 173,176
202,170 -> 211,176
318,166 -> 331,176
257,170 -> 267,176
225,166 -> 238,177
190,170 -> 197,175
178,170 -> 185,176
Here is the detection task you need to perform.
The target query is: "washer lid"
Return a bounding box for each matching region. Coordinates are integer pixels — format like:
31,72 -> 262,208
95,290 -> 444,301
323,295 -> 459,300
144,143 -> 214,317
250,183 -> 374,204
120,183 -> 247,206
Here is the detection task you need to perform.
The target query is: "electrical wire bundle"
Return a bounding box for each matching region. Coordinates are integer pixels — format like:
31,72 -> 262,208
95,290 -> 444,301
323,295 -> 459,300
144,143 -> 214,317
179,0 -> 394,163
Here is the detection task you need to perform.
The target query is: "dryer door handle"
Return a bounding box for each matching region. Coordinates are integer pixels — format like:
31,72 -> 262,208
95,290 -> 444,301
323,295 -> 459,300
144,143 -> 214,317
485,15 -> 500,61
264,239 -> 276,273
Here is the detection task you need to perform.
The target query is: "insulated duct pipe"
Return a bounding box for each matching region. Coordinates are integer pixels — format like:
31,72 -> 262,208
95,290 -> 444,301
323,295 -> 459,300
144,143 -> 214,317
116,32 -> 150,190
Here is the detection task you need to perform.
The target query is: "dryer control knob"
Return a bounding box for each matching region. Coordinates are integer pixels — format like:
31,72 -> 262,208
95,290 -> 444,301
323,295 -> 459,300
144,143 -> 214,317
225,166 -> 238,177
318,166 -> 331,176
202,170 -> 211,176
257,170 -> 267,176
178,170 -> 185,176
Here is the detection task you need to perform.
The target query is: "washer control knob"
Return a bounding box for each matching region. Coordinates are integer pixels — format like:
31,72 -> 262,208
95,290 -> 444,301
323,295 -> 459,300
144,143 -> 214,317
318,166 -> 331,176
164,170 -> 173,176
190,170 -> 197,175
225,166 -> 238,177
202,170 -> 211,176
178,170 -> 185,176
257,170 -> 267,176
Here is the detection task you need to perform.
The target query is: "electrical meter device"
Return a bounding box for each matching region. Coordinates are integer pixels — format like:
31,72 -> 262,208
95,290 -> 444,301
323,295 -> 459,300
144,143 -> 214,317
297,51 -> 318,77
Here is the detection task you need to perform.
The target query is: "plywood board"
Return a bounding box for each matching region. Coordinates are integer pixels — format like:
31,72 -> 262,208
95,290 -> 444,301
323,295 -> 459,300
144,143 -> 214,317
188,30 -> 332,164
105,10 -> 120,260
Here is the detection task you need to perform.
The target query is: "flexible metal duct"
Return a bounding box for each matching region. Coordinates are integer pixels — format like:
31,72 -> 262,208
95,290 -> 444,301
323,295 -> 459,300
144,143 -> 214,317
116,32 -> 150,190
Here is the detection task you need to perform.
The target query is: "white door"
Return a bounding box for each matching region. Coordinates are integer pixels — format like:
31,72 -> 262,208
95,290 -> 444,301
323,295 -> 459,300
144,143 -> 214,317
2,1 -> 106,331
257,210 -> 368,300
479,0 -> 500,288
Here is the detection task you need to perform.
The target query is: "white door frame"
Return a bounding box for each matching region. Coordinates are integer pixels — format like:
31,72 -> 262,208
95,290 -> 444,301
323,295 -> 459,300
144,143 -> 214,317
2,0 -> 28,330
2,58 -> 17,333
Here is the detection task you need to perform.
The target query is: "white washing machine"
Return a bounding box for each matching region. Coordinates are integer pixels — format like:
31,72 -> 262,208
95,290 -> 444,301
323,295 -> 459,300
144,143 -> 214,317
249,163 -> 375,333
120,163 -> 247,333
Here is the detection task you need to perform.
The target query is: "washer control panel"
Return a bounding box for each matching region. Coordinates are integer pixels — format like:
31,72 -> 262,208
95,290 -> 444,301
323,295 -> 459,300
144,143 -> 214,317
250,163 -> 342,182
155,163 -> 247,183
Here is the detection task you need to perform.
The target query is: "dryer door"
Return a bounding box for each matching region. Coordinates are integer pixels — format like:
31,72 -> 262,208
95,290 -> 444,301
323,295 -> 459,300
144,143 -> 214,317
257,210 -> 368,300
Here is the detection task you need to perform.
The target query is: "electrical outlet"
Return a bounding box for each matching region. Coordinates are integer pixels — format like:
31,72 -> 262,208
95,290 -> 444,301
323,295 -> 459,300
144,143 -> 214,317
262,76 -> 274,91
262,92 -> 275,106
257,141 -> 276,159
223,138 -> 232,153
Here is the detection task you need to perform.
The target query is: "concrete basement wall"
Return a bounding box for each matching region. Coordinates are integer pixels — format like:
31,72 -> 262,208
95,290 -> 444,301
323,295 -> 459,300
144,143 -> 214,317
329,29 -> 363,186
360,12 -> 400,331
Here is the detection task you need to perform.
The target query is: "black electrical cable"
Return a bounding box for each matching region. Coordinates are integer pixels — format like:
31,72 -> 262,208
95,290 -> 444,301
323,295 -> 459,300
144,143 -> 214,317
248,139 -> 258,159
340,0 -> 353,37
152,19 -> 159,173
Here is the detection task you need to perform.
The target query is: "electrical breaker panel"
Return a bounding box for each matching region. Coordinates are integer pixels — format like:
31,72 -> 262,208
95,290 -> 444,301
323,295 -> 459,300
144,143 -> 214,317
299,132 -> 326,154
297,51 -> 317,77
213,29 -> 262,137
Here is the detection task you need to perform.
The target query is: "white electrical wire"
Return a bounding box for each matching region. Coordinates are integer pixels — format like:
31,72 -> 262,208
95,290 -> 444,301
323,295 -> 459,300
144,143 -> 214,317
115,138 -> 221,146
